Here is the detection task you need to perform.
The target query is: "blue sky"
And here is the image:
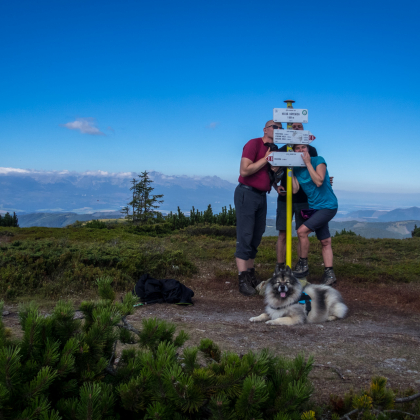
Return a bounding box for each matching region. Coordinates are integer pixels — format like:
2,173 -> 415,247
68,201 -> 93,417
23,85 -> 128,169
1,0 -> 420,195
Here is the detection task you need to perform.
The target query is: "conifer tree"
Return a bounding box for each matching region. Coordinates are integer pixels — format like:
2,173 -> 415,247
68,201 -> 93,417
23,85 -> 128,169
126,172 -> 164,224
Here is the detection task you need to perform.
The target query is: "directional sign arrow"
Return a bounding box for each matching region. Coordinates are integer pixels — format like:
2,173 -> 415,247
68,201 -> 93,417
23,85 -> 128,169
273,108 -> 308,123
266,152 -> 306,167
273,129 -> 316,145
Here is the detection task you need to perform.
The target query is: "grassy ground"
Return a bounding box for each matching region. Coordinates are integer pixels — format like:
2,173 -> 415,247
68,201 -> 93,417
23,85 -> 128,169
1,224 -> 420,301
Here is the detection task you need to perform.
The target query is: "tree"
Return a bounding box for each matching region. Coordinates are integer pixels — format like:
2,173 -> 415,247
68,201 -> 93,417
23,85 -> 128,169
0,212 -> 19,227
126,171 -> 164,223
412,224 -> 420,237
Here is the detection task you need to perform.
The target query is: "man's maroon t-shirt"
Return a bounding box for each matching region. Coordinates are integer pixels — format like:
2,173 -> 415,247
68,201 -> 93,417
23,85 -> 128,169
238,137 -> 271,192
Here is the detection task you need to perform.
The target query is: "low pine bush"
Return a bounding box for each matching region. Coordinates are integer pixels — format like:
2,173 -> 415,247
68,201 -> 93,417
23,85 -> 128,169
0,278 -> 316,420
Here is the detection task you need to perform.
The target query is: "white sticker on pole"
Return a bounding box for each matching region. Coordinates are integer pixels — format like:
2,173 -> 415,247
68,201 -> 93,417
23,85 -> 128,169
273,108 -> 308,123
266,152 -> 306,167
273,129 -> 315,145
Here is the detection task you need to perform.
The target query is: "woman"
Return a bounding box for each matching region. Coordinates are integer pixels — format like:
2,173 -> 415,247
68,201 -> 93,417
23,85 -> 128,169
291,144 -> 338,285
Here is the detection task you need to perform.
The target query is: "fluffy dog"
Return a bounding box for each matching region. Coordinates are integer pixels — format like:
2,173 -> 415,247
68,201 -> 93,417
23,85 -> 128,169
249,267 -> 348,326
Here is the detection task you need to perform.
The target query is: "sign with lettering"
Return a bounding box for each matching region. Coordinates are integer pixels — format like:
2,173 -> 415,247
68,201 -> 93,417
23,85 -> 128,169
273,108 -> 308,123
266,152 -> 306,167
273,129 -> 315,145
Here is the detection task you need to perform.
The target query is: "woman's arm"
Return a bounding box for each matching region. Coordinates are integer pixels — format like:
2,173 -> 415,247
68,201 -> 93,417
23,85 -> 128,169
302,150 -> 326,187
292,175 -> 300,193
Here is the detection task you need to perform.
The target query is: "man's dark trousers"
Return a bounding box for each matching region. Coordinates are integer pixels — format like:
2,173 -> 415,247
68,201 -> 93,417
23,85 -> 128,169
234,184 -> 267,260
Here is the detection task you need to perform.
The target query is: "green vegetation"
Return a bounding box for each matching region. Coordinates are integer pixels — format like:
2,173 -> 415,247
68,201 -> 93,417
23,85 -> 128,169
1,224 -> 420,299
0,212 -> 19,227
118,170 -> 236,228
0,281 -> 316,420
334,228 -> 357,237
328,376 -> 420,420
412,224 -> 420,238
1,281 -> 419,420
122,170 -> 164,223
166,205 -> 236,229
84,219 -> 108,229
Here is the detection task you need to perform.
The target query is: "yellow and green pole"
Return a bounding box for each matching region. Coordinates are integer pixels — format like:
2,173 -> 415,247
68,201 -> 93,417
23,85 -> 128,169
284,99 -> 295,269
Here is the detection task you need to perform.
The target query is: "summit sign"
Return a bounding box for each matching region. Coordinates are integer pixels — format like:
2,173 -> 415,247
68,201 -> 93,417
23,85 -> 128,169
273,108 -> 309,123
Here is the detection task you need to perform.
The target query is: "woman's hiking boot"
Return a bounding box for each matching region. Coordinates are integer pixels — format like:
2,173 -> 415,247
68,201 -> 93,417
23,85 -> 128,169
321,268 -> 337,286
238,272 -> 256,296
247,267 -> 262,288
292,258 -> 309,278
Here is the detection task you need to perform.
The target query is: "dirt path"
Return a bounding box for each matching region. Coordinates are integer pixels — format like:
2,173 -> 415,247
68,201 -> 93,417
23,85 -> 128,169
127,280 -> 420,401
2,279 -> 420,403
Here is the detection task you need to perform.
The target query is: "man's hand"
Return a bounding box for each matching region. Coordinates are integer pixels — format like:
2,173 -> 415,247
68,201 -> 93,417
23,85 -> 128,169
276,185 -> 286,196
330,176 -> 334,186
264,147 -> 272,159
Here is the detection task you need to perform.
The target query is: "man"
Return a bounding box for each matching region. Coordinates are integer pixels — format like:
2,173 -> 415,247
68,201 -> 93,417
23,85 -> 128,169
234,120 -> 282,296
274,122 -> 317,277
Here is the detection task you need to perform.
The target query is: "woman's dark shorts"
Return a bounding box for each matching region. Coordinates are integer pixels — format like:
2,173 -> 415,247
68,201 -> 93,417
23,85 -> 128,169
304,208 -> 337,240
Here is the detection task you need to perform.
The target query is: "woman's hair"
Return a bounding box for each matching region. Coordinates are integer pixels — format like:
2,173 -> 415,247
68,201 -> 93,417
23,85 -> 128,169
292,144 -> 318,158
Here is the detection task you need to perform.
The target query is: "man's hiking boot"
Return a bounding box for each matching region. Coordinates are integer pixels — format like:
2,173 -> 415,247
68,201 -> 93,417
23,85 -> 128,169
238,272 -> 256,296
321,268 -> 337,286
292,258 -> 309,278
247,268 -> 262,288
274,263 -> 285,275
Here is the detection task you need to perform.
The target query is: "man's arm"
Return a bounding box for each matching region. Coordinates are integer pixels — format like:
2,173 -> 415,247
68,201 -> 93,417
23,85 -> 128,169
239,147 -> 271,178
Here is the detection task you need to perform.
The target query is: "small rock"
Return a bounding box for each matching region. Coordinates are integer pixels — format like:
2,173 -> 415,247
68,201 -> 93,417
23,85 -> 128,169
2,311 -> 10,316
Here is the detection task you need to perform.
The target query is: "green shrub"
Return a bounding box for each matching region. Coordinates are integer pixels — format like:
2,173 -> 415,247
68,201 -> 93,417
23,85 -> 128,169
412,224 -> 420,238
335,228 -> 357,237
0,239 -> 197,298
127,222 -> 174,236
84,220 -> 108,229
0,282 -> 316,419
181,224 -> 236,238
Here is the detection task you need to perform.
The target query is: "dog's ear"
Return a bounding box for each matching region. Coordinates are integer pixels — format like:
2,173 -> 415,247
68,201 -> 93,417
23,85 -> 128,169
285,266 -> 292,275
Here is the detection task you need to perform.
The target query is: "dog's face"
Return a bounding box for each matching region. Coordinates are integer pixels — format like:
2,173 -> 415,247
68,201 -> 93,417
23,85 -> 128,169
269,267 -> 301,300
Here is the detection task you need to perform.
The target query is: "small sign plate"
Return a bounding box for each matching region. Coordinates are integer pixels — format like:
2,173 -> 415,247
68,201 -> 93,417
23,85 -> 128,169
266,152 -> 306,167
273,108 -> 308,123
273,129 -> 315,145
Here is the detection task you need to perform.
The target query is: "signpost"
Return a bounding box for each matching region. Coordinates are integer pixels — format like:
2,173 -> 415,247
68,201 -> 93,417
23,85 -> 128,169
267,100 -> 314,270
273,129 -> 315,145
273,108 -> 308,123
266,152 -> 306,166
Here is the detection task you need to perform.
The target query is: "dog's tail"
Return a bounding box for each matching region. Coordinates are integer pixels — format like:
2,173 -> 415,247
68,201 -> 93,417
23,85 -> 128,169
331,301 -> 348,319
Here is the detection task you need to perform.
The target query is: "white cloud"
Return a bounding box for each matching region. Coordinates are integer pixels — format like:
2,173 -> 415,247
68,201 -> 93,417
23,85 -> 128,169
0,167 -> 30,174
61,118 -> 105,135
206,122 -> 219,129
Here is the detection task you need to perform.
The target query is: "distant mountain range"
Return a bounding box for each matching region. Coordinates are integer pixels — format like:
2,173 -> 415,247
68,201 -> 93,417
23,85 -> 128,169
335,206 -> 420,222
1,167 -> 419,227
265,219 -> 419,239
0,168 -> 239,215
16,212 -> 123,228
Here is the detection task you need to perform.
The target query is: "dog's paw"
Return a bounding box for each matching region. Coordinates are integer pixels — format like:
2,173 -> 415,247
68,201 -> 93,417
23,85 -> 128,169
265,320 -> 277,325
249,317 -> 258,322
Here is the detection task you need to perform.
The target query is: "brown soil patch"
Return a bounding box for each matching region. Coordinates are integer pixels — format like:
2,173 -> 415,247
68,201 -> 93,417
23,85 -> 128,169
2,277 -> 420,403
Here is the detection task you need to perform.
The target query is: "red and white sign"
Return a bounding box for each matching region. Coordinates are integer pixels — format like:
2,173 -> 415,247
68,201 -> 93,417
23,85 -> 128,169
266,152 -> 306,167
273,129 -> 316,145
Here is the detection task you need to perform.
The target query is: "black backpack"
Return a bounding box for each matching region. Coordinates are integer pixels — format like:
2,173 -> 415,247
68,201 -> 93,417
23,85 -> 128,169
133,273 -> 194,305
